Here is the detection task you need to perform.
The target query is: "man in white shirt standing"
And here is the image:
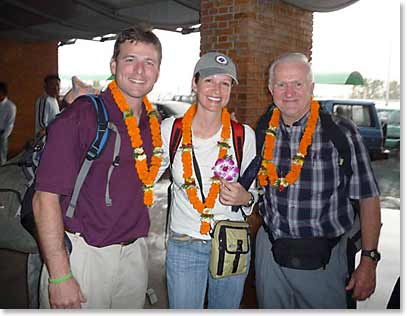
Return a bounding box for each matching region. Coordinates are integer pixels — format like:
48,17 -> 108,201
0,82 -> 17,165
34,74 -> 61,135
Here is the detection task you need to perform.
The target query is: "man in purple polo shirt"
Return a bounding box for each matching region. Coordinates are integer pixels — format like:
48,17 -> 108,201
32,25 -> 162,309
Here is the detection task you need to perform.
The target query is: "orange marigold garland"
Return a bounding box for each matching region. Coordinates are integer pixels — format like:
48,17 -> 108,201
258,99 -> 320,191
108,80 -> 163,206
181,104 -> 231,234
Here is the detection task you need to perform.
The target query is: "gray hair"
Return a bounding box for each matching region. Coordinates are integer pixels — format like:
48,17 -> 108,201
268,52 -> 314,85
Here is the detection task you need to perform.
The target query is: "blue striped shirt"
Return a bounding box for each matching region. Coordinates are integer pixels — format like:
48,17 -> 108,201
260,110 -> 380,239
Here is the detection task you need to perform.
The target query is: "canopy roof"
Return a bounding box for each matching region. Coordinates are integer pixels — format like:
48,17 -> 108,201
314,71 -> 364,85
0,0 -> 358,43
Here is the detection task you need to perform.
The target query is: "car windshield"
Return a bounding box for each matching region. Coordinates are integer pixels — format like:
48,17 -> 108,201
333,104 -> 373,127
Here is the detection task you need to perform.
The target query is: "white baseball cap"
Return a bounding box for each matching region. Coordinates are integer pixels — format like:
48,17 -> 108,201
193,52 -> 238,84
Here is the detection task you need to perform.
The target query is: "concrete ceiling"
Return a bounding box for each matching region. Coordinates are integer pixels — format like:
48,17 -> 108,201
0,0 -> 358,44
0,0 -> 201,44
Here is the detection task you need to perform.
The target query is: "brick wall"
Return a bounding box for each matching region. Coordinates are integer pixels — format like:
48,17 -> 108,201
200,0 -> 313,127
0,40 -> 58,158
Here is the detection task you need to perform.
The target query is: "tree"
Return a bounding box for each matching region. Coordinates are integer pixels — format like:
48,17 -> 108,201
351,78 -> 385,99
351,79 -> 400,100
388,81 -> 400,99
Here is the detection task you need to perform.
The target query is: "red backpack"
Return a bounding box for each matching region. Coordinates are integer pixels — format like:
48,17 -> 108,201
169,117 -> 245,169
165,117 -> 246,236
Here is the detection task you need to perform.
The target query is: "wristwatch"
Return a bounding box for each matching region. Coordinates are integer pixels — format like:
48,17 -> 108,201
244,192 -> 255,207
361,249 -> 381,262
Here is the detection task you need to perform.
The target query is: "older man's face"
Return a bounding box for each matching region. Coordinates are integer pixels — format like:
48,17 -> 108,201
269,61 -> 314,126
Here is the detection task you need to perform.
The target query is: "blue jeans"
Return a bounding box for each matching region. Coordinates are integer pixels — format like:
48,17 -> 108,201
166,231 -> 250,309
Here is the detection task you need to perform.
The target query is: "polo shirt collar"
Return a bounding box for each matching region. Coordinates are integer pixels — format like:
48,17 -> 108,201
274,106 -> 311,132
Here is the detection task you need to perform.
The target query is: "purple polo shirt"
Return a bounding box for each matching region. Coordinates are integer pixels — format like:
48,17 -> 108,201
35,89 -> 153,247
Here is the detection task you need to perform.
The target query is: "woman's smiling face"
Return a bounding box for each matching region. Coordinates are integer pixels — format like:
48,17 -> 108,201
192,74 -> 233,113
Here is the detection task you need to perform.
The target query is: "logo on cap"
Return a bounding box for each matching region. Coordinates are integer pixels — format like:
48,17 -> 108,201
215,55 -> 228,65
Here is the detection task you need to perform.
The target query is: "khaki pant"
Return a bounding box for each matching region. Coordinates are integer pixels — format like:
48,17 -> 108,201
39,232 -> 148,309
255,226 -> 348,308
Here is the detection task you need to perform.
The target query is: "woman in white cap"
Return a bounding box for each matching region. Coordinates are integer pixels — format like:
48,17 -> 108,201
159,52 -> 258,309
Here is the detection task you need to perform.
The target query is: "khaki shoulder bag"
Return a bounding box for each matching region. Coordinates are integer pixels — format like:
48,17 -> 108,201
210,220 -> 250,279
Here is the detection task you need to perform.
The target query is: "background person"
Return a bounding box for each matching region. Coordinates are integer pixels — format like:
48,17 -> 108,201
158,52 -> 258,309
255,52 -> 381,309
32,25 -> 162,309
34,74 -> 61,136
0,82 -> 17,165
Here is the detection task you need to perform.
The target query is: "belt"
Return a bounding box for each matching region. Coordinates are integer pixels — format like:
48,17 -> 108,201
170,233 -> 207,243
65,229 -> 138,247
120,238 -> 138,246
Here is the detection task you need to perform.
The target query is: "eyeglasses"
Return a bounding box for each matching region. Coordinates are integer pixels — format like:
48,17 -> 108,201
273,81 -> 307,91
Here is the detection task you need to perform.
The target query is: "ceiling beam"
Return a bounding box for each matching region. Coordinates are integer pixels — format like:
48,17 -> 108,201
172,0 -> 200,11
3,0 -> 92,33
74,0 -> 144,26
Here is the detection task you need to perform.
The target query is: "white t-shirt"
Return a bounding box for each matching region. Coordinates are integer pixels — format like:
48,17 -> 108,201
34,94 -> 60,135
158,116 -> 258,240
0,97 -> 16,138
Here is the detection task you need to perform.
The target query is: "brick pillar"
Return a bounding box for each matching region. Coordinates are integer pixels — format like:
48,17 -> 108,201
0,40 -> 58,157
200,0 -> 313,127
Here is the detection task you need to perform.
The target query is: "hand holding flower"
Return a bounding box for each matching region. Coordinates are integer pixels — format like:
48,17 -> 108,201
219,178 -> 252,206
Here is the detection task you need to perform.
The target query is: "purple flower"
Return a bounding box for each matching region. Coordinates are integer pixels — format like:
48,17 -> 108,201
213,156 -> 239,181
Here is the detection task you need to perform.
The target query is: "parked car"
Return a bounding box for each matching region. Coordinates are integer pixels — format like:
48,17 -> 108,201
153,100 -> 190,120
171,94 -> 194,103
317,99 -> 389,161
376,103 -> 400,151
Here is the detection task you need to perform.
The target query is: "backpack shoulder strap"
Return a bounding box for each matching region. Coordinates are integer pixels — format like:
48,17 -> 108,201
319,109 -> 361,255
319,109 -> 353,177
82,94 -> 110,160
255,104 -> 274,155
230,120 -> 247,218
66,94 -> 113,218
231,120 -> 245,170
169,117 -> 183,166
165,117 -> 183,241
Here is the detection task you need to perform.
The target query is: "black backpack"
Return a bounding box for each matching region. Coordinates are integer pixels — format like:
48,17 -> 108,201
0,94 -> 117,253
